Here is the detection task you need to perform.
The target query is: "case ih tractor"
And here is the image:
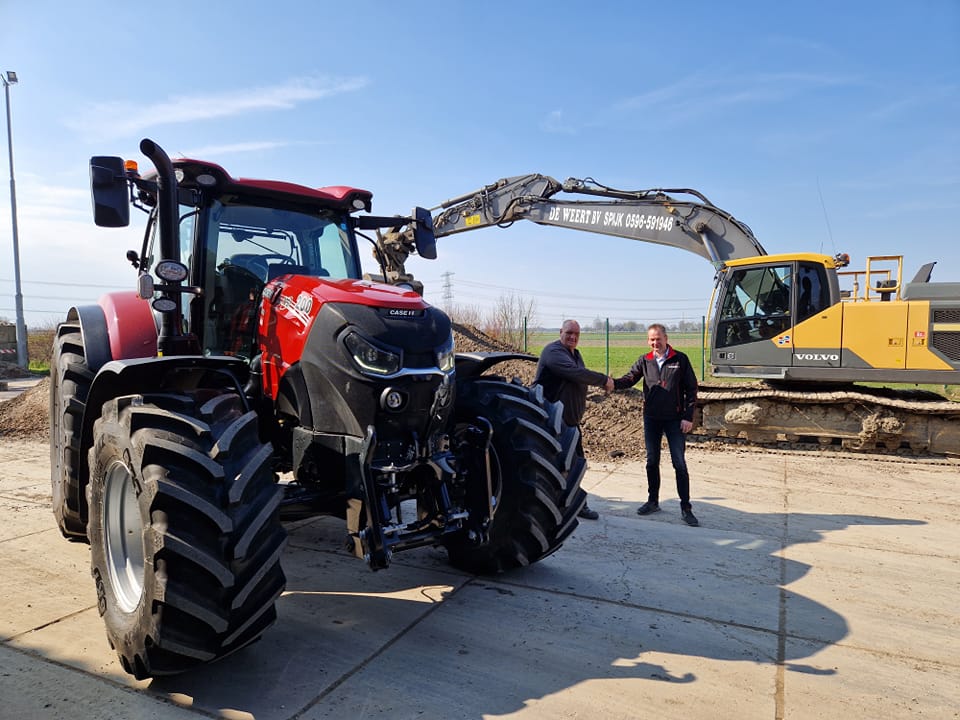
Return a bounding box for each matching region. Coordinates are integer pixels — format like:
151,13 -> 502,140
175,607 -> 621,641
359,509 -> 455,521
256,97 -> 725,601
50,139 -> 586,678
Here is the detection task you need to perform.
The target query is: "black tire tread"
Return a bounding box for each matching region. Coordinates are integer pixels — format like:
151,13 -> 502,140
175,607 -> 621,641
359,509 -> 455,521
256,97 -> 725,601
446,379 -> 586,574
88,390 -> 286,678
50,325 -> 92,539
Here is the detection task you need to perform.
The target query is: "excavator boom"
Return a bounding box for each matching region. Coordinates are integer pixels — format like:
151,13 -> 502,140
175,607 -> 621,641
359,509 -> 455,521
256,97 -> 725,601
431,174 -> 767,266
370,173 -> 765,288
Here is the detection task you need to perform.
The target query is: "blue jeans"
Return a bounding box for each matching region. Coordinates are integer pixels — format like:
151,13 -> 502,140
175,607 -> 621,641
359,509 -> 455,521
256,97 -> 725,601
643,417 -> 691,510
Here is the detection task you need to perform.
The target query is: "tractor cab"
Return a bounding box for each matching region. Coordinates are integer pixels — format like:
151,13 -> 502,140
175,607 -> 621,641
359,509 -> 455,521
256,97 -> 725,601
91,152 -> 371,359
178,200 -> 363,358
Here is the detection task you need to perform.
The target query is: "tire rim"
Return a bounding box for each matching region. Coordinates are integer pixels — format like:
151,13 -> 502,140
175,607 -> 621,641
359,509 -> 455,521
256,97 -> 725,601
103,459 -> 145,614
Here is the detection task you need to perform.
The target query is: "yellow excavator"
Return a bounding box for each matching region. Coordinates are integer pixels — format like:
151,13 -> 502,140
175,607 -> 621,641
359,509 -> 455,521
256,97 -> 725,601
372,174 -> 959,454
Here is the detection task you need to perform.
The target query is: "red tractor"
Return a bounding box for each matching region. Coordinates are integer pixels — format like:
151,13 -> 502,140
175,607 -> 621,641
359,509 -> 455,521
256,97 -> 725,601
50,139 -> 586,678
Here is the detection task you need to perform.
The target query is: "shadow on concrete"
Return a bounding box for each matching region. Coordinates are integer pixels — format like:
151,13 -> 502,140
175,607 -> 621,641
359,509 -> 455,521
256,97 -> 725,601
142,506 -> 925,719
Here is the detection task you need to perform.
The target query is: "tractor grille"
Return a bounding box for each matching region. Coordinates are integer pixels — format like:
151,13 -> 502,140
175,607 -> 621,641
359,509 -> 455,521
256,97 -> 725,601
931,332 -> 960,361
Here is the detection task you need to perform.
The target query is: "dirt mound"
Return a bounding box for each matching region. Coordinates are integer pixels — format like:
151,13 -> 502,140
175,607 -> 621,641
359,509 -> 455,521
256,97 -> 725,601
453,323 -> 647,461
0,376 -> 49,438
0,361 -> 34,380
0,326 -> 645,461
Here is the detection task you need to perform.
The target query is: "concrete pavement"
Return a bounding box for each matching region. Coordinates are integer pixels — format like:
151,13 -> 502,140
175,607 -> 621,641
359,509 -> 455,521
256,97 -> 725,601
0,437 -> 957,719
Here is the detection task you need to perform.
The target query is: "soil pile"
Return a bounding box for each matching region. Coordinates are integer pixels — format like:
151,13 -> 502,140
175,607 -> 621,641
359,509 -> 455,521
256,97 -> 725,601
0,376 -> 49,438
0,326 -> 647,460
451,323 -> 648,461
0,361 -> 33,380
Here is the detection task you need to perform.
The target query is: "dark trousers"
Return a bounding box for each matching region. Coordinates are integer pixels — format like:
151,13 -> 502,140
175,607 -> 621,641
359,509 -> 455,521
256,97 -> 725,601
643,417 -> 691,510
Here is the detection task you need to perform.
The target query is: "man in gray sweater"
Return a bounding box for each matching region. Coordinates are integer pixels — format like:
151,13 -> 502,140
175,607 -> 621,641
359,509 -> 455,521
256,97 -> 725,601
534,319 -> 613,519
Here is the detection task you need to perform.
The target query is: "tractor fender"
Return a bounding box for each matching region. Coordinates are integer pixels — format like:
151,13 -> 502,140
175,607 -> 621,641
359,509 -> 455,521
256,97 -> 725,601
454,351 -> 537,382
77,355 -> 252,497
66,293 -> 158,372
97,291 -> 158,362
64,304 -> 112,372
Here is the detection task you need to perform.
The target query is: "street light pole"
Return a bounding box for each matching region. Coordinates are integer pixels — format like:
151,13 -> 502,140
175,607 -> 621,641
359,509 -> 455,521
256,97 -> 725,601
2,70 -> 27,369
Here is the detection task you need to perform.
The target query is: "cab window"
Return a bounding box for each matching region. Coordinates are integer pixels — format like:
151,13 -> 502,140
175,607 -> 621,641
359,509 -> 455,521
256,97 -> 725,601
716,264 -> 792,347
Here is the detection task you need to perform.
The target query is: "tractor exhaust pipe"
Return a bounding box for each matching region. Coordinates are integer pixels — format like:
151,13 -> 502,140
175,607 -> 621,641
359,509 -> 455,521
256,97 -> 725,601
139,138 -> 196,356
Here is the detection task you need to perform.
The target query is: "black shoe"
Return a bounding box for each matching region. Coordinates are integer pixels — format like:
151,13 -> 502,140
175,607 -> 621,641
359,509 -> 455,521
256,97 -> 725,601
681,509 -> 699,527
578,504 -> 599,520
636,501 -> 660,516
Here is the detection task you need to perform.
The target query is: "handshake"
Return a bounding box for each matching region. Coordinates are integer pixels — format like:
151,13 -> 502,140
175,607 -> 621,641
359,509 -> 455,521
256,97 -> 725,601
603,376 -> 614,395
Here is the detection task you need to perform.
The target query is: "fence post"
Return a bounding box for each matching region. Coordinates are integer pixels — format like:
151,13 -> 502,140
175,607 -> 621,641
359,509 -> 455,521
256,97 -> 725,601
605,318 -> 610,375
523,316 -> 527,352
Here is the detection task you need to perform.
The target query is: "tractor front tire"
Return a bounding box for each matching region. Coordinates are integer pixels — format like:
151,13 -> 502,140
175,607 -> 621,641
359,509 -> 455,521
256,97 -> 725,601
87,390 -> 286,678
49,324 -> 93,539
446,378 -> 586,574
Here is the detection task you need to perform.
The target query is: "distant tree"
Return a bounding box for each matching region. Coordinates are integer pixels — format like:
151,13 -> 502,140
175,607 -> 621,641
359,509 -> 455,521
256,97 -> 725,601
675,319 -> 702,333
447,303 -> 485,328
485,292 -> 537,350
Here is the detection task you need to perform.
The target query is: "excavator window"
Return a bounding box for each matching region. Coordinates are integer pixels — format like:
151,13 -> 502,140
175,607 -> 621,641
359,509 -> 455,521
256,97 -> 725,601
796,263 -> 829,322
716,264 -> 793,347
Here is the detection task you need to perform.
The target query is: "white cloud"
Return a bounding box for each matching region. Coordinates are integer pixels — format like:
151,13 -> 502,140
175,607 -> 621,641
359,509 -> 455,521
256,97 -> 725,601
866,83 -> 959,122
64,75 -> 370,140
177,141 -> 289,159
614,70 -> 859,121
541,109 -> 576,135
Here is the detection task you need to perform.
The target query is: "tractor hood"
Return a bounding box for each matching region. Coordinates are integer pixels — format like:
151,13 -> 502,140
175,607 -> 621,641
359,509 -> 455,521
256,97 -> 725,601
258,274 -> 451,404
263,275 -> 430,314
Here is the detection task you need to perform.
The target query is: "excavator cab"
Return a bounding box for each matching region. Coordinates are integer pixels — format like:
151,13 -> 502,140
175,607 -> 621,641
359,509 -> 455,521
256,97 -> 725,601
711,255 -> 839,379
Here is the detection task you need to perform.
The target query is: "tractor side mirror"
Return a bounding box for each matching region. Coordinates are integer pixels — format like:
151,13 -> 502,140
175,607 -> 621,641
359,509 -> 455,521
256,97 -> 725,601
413,206 -> 437,260
90,156 -> 130,227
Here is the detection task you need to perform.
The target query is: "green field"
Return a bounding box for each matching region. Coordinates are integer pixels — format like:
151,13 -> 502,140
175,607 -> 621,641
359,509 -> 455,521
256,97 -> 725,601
526,330 -> 958,399
526,331 -> 706,379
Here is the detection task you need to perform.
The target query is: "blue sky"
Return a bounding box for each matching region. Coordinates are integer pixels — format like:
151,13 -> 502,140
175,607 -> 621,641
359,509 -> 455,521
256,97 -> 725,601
1,1 -> 958,330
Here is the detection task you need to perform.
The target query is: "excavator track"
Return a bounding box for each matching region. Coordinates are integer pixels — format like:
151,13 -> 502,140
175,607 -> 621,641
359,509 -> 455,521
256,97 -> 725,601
693,383 -> 960,456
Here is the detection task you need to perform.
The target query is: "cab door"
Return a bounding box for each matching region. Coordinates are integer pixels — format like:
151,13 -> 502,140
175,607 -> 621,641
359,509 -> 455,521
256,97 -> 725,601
712,262 -> 795,372
790,262 -> 842,368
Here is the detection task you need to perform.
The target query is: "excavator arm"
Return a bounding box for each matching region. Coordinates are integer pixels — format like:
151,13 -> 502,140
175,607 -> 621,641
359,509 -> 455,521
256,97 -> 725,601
432,174 -> 766,264
372,173 -> 766,286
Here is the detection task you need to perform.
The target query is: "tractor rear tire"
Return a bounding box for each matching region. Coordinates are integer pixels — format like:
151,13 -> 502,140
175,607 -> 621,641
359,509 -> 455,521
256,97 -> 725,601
445,378 -> 586,574
49,324 -> 93,540
87,389 -> 287,678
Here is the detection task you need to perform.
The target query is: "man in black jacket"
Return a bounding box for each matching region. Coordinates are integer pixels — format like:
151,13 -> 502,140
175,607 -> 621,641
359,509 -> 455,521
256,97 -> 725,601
535,319 -> 614,520
614,323 -> 700,526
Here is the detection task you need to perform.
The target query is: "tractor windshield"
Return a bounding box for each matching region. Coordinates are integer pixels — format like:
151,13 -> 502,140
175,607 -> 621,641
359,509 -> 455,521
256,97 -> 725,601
209,202 -> 361,282
199,201 -> 363,356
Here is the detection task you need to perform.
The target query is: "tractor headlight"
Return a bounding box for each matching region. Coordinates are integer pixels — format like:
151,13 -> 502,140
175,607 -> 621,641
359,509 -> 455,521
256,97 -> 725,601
344,331 -> 401,376
436,336 -> 455,373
